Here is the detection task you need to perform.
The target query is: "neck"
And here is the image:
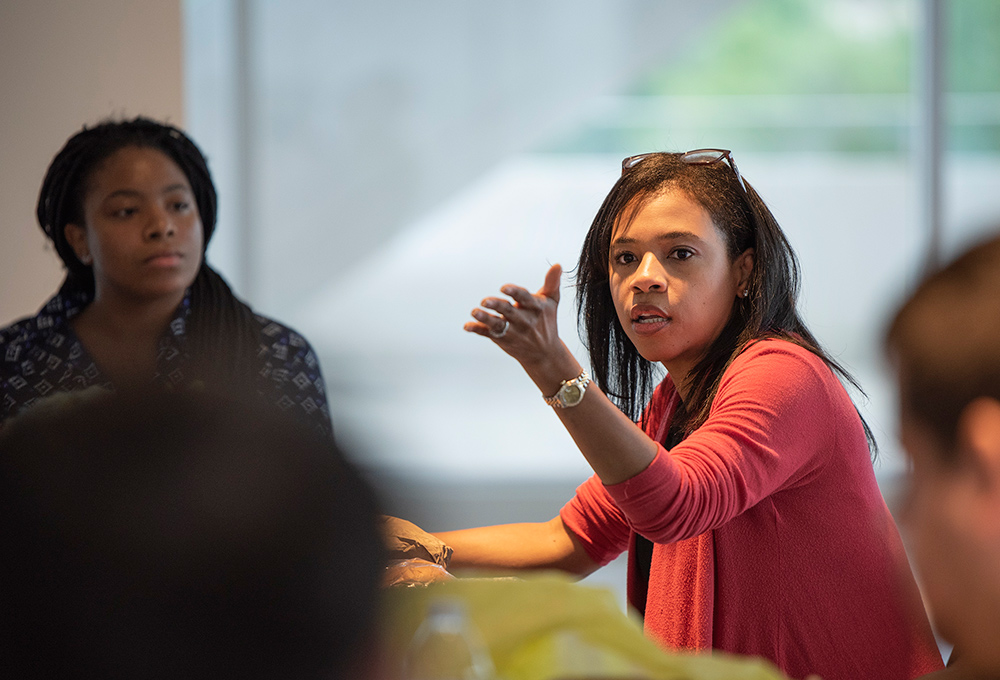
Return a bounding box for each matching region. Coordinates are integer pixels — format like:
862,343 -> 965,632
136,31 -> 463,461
83,289 -> 184,342
663,362 -> 693,403
70,289 -> 186,387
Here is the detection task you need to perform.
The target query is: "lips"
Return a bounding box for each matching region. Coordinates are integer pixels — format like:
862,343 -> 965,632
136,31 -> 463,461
630,304 -> 670,334
144,250 -> 184,266
630,304 -> 668,322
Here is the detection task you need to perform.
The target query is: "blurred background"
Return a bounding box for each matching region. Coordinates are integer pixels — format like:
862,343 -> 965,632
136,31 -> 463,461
3,0 -> 1000,602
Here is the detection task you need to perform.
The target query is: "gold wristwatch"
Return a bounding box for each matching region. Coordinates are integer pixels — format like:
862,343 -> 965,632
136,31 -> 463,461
544,370 -> 590,408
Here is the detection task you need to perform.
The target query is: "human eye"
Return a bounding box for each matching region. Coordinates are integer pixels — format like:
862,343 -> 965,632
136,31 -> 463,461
670,247 -> 695,262
165,187 -> 195,213
612,251 -> 637,266
111,206 -> 139,219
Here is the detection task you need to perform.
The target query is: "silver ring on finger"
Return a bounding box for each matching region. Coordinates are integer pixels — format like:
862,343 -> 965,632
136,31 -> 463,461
490,319 -> 510,339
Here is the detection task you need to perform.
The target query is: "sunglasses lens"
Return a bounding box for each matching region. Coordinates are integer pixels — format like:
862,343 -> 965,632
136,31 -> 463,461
622,154 -> 650,172
681,149 -> 727,165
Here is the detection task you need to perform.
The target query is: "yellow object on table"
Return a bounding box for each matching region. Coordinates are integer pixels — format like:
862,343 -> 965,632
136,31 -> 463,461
381,573 -> 788,680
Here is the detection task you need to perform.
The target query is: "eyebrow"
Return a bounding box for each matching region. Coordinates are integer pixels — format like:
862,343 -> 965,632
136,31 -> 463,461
611,230 -> 703,246
103,184 -> 192,200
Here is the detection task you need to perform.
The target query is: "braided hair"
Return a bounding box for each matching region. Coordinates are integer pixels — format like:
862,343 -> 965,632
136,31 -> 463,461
36,116 -> 259,389
576,151 -> 876,455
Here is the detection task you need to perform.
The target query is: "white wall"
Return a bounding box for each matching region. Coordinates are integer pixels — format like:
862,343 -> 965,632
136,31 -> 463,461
0,0 -> 184,327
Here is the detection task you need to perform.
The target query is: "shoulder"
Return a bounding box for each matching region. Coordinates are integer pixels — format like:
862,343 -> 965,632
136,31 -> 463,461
1,313 -> 72,421
2,290 -> 86,350
251,314 -> 324,374
726,338 -> 838,390
736,336 -> 827,365
253,314 -> 317,351
0,315 -> 37,345
0,311 -> 59,355
249,313 -> 332,435
714,337 -> 856,425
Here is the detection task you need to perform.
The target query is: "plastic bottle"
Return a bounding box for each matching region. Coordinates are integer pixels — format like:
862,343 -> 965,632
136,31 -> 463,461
402,597 -> 496,680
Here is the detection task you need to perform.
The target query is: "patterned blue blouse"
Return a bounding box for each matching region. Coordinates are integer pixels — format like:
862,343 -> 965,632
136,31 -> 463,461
0,288 -> 333,438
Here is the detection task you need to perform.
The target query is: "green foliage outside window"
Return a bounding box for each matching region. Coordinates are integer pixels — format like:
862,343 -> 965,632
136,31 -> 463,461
546,0 -> 1000,154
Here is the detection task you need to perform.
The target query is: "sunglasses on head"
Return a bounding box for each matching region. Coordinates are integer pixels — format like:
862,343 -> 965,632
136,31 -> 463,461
622,148 -> 751,202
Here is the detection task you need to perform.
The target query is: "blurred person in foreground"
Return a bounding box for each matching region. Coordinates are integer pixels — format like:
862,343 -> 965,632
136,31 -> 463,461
0,388 -> 384,680
886,231 -> 1000,679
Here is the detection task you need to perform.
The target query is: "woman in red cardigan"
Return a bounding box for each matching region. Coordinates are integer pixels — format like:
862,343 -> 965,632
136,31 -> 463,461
439,150 -> 943,679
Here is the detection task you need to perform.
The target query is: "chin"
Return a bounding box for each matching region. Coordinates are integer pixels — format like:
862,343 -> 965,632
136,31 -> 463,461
142,282 -> 194,301
627,339 -> 671,365
636,349 -> 665,364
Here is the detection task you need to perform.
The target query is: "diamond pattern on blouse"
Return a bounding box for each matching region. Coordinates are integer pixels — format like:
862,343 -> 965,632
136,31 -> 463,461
1,288 -> 332,439
273,343 -> 289,362
292,372 -> 311,390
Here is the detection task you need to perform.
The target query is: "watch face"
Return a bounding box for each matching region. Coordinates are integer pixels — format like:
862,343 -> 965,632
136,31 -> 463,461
561,383 -> 585,406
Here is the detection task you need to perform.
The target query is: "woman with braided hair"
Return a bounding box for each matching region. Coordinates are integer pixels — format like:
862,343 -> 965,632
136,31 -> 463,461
0,117 -> 332,438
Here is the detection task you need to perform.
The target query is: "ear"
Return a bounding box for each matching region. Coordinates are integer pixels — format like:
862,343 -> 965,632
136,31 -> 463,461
734,247 -> 755,298
956,397 -> 1000,512
63,223 -> 92,265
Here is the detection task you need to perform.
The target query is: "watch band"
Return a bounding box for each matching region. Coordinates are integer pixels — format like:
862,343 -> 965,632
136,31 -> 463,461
544,370 -> 591,408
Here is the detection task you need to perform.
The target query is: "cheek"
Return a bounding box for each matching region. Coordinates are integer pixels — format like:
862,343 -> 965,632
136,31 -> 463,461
188,217 -> 205,248
689,280 -> 735,329
91,232 -> 126,263
608,274 -> 629,321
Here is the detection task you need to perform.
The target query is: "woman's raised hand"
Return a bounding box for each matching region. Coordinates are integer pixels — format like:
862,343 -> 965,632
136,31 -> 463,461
464,264 -> 570,376
464,263 -> 657,484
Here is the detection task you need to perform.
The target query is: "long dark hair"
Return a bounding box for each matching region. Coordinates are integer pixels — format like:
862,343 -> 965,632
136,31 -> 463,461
577,152 -> 876,453
36,116 -> 259,388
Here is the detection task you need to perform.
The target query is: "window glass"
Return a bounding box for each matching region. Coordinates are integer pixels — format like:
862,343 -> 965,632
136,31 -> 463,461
943,0 -> 1000,257
185,1 -> 1000,599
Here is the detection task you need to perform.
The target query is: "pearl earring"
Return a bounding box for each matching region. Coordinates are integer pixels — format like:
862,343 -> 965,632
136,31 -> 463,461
80,253 -> 92,265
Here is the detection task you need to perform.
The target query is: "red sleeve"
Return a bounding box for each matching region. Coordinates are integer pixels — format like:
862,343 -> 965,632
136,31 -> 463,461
558,474 -> 631,566
604,340 -> 840,543
557,377 -> 681,565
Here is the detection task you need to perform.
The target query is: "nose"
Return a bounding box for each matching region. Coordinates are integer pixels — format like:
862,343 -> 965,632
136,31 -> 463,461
630,252 -> 666,293
144,206 -> 175,240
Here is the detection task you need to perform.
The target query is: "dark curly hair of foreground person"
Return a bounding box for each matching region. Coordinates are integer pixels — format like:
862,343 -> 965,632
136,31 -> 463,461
0,388 -> 384,680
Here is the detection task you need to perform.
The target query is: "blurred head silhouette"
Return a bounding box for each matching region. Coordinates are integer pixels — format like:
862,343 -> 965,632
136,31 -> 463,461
887,231 -> 1000,673
0,388 -> 384,680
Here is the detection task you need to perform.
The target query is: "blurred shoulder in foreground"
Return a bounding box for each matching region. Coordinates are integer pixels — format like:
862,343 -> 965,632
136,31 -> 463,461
0,387 -> 384,680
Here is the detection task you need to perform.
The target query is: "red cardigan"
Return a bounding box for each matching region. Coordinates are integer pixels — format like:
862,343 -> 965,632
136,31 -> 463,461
560,340 -> 943,680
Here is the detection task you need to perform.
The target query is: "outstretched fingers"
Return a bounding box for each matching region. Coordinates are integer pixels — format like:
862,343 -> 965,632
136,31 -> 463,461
465,308 -> 509,339
464,264 -> 564,348
539,263 -> 562,304
497,263 -> 563,315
